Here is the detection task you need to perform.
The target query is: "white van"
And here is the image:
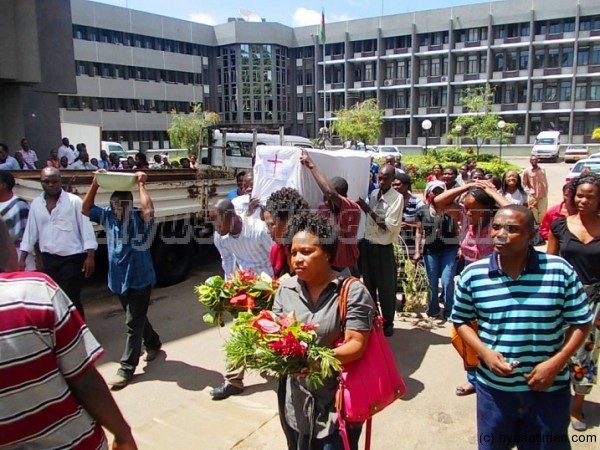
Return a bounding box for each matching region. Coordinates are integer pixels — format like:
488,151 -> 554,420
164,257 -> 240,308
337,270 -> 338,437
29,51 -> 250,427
206,130 -> 313,168
531,131 -> 561,163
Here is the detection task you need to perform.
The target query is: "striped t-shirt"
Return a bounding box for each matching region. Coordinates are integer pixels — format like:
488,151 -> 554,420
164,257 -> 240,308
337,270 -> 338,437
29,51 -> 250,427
0,272 -> 107,449
451,250 -> 592,392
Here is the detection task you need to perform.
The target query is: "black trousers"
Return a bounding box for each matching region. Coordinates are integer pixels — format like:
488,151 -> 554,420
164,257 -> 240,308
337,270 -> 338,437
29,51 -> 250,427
360,241 -> 397,325
117,286 -> 161,375
41,252 -> 87,319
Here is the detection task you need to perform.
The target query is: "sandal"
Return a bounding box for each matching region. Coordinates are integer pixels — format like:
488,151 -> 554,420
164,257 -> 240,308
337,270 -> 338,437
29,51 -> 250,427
455,384 -> 475,396
570,414 -> 586,432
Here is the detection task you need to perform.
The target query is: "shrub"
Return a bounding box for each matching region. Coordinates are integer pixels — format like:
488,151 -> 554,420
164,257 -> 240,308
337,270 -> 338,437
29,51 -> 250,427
402,151 -> 520,190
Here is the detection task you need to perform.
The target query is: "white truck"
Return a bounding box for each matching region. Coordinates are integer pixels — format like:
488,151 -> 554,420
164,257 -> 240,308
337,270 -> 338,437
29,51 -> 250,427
531,131 -> 561,163
12,169 -> 237,286
201,128 -> 313,169
60,122 -> 128,161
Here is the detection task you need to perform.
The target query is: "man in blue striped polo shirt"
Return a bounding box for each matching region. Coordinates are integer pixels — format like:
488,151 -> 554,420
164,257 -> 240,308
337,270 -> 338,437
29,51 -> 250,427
452,205 -> 592,450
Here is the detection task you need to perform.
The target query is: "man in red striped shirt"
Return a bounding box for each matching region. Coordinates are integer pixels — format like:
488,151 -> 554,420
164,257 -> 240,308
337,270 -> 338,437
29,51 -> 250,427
0,219 -> 137,449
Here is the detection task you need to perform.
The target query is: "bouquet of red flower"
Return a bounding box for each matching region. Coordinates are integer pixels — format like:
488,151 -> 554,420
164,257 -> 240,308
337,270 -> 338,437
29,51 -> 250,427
195,269 -> 281,327
225,310 -> 342,389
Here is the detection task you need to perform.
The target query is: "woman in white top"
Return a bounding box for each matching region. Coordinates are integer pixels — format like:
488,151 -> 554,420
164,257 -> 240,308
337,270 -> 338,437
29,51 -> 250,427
501,170 -> 528,206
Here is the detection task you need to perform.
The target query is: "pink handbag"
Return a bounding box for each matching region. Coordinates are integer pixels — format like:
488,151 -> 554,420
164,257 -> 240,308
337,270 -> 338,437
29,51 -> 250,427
336,277 -> 407,450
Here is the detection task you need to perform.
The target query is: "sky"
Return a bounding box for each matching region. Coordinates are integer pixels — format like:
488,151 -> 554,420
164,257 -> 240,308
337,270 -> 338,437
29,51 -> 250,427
93,0 -> 500,27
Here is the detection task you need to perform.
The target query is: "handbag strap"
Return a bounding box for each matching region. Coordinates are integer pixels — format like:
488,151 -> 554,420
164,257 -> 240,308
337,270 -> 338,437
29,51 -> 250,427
338,408 -> 372,450
338,276 -> 361,331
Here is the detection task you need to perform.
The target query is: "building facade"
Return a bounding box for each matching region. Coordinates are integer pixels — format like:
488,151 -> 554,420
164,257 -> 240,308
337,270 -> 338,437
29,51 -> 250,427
56,0 -> 600,151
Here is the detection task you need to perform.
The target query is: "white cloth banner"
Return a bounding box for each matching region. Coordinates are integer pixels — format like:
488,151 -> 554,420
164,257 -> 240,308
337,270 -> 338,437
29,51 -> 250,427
252,146 -> 371,208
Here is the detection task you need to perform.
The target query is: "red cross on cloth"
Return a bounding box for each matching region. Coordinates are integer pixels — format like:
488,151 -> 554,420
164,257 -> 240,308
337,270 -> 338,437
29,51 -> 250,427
267,153 -> 283,177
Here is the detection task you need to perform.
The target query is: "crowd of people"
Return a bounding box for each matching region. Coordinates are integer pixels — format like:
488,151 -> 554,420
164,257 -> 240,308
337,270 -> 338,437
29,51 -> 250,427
1,145 -> 599,449
0,137 -> 199,172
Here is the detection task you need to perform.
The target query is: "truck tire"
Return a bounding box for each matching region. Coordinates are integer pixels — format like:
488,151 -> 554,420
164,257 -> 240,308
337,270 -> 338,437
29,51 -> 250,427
151,223 -> 196,287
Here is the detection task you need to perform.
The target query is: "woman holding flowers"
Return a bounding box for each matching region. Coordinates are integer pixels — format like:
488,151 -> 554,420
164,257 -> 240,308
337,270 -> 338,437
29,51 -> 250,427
273,211 -> 375,450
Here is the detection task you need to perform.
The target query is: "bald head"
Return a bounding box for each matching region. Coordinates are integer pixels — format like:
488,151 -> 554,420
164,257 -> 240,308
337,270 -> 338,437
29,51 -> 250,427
41,166 -> 60,178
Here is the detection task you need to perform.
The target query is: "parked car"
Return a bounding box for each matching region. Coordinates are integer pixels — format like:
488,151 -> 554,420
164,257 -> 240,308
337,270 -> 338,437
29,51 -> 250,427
565,159 -> 600,183
531,131 -> 561,163
563,144 -> 589,163
368,145 -> 403,159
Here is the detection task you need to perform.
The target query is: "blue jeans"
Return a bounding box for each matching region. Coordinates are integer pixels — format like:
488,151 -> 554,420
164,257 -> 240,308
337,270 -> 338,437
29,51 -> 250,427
424,247 -> 458,318
477,383 -> 571,450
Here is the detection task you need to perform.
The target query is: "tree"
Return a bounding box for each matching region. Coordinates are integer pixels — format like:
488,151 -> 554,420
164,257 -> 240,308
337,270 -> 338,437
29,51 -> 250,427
449,86 -> 517,158
167,104 -> 219,156
332,98 -> 383,147
593,126 -> 600,140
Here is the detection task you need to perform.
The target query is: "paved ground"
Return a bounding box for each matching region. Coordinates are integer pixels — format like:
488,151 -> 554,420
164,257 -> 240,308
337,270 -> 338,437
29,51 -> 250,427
81,158 -> 599,449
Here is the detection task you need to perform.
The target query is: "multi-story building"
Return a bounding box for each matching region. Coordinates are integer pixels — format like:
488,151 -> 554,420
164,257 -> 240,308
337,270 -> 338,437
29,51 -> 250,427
5,0 -> 600,153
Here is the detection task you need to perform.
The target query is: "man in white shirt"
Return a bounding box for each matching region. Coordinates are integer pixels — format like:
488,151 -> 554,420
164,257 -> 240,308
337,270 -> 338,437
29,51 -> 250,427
19,167 -> 97,319
210,198 -> 273,400
19,138 -> 38,170
58,137 -> 77,165
0,144 -> 20,170
69,148 -> 98,170
357,164 -> 404,337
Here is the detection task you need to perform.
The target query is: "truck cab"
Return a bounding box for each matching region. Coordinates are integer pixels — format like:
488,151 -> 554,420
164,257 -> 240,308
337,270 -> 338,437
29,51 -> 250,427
531,131 -> 561,163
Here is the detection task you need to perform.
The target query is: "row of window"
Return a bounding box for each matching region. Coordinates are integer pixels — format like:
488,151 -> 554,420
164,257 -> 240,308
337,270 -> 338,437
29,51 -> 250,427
325,16 -> 600,55
385,45 -> 600,78
377,78 -> 600,111
75,61 -> 208,85
59,96 -> 203,114
73,25 -> 209,56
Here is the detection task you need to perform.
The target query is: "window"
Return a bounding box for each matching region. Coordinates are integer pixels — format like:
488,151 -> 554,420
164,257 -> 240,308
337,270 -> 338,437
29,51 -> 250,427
564,19 -> 575,32
562,46 -> 574,67
519,52 -> 529,70
431,58 -> 441,76
578,47 -> 590,66
419,59 -> 429,77
495,53 -> 504,71
504,85 -> 515,103
575,83 -> 587,101
419,91 -> 428,107
467,55 -> 478,74
534,49 -> 545,69
532,83 -> 543,102
580,17 -> 592,31
560,80 -> 571,101
386,63 -> 394,80
547,48 -> 560,68
592,81 -> 600,100
507,52 -> 517,71
520,22 -> 530,37
365,64 -> 374,81
545,85 -> 557,102
456,56 -> 465,74
548,22 -> 560,34
467,28 -> 479,42
592,46 -> 600,65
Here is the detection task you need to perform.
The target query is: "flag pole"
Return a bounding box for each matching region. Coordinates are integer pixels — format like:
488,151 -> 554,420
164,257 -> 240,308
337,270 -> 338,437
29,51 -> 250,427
320,9 -> 327,131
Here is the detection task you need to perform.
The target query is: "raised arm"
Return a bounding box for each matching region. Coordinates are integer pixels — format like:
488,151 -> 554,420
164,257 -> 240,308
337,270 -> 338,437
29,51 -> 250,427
432,184 -> 471,220
136,172 -> 154,222
82,176 -> 99,217
299,149 -> 341,209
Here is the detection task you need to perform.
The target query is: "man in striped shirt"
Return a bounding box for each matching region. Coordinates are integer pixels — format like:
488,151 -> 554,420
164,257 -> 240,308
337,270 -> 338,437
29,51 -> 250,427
0,219 -> 137,449
452,205 -> 592,449
210,198 -> 273,399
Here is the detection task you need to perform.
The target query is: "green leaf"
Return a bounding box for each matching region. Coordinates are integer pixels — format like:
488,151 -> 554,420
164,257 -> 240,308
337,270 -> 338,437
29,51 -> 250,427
203,311 -> 216,325
204,275 -> 225,290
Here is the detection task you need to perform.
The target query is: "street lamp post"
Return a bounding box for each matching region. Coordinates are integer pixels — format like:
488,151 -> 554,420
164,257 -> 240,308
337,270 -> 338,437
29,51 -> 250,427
497,120 -> 506,162
422,119 -> 432,156
455,124 -> 462,149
